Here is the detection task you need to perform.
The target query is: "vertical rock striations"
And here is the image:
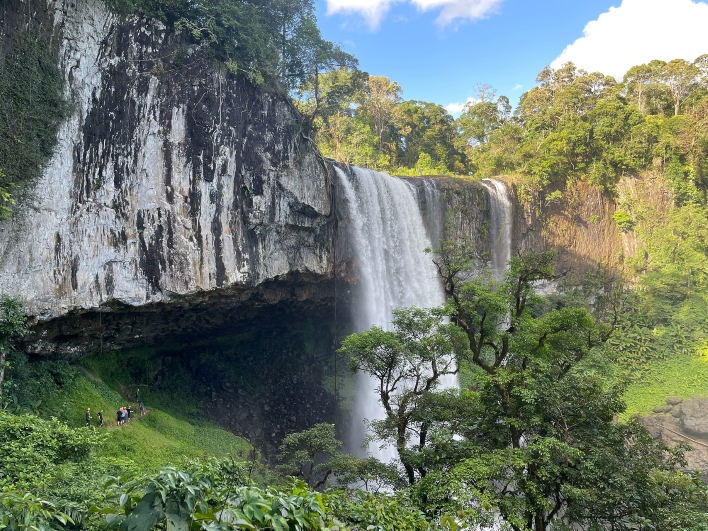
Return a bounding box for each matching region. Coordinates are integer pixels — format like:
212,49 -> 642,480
0,1 -> 338,354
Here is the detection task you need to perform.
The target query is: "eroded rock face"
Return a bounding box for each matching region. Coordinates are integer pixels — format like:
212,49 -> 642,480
0,1 -> 339,355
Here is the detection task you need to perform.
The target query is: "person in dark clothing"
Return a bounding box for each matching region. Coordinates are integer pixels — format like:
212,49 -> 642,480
117,408 -> 122,425
139,401 -> 145,417
126,406 -> 132,422
97,409 -> 104,427
85,408 -> 92,427
135,388 -> 140,400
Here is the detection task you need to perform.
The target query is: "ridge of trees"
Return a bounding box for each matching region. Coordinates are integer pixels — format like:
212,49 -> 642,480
307,55 -> 708,195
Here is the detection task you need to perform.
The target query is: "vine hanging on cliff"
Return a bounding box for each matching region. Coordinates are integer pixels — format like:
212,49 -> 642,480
0,28 -> 70,219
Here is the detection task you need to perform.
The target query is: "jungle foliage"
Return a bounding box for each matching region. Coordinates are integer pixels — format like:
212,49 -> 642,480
0,29 -> 70,219
338,250 -> 708,530
467,57 -> 708,193
308,55 -> 708,191
0,297 -> 28,400
104,0 -> 356,91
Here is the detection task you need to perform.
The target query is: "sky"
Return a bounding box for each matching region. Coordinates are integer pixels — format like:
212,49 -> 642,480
314,0 -> 708,115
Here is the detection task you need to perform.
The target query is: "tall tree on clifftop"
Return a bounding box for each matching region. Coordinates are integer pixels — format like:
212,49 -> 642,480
360,76 -> 402,154
661,59 -> 700,116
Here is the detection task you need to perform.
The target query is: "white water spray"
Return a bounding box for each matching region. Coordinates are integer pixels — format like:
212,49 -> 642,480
481,179 -> 513,280
335,167 -> 448,461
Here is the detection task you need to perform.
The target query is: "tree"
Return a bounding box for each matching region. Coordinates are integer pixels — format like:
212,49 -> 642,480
660,59 -> 700,116
359,76 -> 402,154
277,423 -> 350,489
0,297 -> 28,399
271,0 -> 316,86
287,19 -> 358,113
338,307 -> 469,485
624,63 -> 660,113
695,53 -> 708,86
421,246 -> 706,530
457,95 -> 510,147
298,67 -> 366,138
393,100 -> 464,172
339,246 -> 708,529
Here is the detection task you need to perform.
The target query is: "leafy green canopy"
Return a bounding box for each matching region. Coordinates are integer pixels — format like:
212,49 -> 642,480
97,462 -> 438,531
338,249 -> 708,530
461,56 -> 708,192
277,423 -> 350,490
0,30 -> 70,219
305,71 -> 468,174
0,412 -> 106,492
104,0 -> 355,90
310,55 -> 708,189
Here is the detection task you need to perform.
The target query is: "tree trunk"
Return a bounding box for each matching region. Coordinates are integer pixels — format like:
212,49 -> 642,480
0,351 -> 6,398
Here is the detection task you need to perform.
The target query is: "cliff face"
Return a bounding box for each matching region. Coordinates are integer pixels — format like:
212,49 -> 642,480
512,180 -> 623,281
511,175 -> 671,283
0,1 -> 340,355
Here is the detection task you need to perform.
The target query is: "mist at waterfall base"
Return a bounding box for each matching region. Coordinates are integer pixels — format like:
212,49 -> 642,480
335,166 -> 457,462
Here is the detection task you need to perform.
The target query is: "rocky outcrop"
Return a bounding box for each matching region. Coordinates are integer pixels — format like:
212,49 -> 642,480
404,176 -> 494,264
0,1 -> 342,356
512,180 -> 623,282
640,397 -> 708,479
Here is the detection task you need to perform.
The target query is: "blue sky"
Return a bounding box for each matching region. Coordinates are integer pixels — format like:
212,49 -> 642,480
314,0 -> 708,114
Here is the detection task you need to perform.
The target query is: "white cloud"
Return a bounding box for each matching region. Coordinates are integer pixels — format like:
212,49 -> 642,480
324,0 -> 399,29
512,84 -> 523,91
445,97 -> 477,116
324,0 -> 502,29
552,0 -> 708,79
413,0 -> 503,27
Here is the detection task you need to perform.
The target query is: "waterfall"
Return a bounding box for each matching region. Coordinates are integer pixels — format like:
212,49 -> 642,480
335,166 -> 447,461
406,177 -> 445,249
480,179 -> 513,280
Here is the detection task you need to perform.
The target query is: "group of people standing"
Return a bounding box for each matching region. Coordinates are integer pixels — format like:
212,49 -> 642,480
85,408 -> 103,427
85,388 -> 146,428
117,405 -> 132,425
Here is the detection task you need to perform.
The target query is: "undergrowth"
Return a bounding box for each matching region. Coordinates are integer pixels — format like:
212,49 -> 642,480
4,355 -> 250,474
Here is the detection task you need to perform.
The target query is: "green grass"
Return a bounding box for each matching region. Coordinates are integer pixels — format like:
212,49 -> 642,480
98,412 -> 250,471
48,370 -> 251,473
621,353 -> 708,421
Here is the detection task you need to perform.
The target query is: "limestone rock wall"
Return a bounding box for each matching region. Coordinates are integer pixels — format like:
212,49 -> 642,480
0,1 -> 336,329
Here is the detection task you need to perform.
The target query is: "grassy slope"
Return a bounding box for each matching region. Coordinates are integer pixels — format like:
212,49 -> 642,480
55,370 -> 250,473
620,353 -> 708,421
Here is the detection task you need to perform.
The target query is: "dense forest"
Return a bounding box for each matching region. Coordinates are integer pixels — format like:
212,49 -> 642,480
3,0 -> 708,529
308,55 -> 708,193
